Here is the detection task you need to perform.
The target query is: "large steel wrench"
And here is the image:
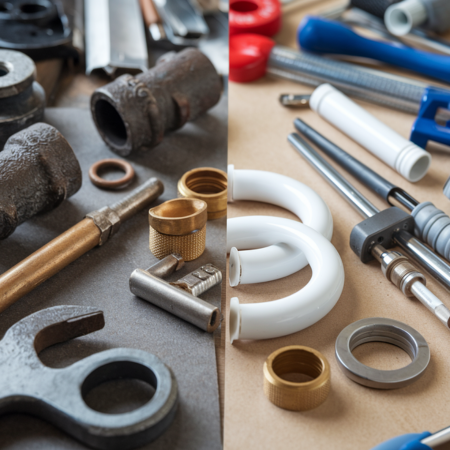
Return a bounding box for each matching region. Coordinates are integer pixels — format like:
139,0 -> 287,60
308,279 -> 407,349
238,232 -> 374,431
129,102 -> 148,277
0,305 -> 178,450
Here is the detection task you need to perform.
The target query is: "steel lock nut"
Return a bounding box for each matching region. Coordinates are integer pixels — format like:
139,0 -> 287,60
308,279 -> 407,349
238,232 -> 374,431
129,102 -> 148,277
177,167 -> 227,220
149,198 -> 208,261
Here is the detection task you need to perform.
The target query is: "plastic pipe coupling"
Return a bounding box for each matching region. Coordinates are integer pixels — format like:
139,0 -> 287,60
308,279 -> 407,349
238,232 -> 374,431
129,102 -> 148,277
178,167 -> 228,220
0,123 -> 82,240
0,50 -> 45,149
149,198 -> 208,261
90,48 -> 222,156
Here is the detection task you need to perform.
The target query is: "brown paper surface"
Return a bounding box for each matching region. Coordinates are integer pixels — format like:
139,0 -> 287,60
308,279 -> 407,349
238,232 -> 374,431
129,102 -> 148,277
225,1 -> 450,449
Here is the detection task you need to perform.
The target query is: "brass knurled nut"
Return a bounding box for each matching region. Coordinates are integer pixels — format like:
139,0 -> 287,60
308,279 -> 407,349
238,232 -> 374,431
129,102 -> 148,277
177,167 -> 227,220
263,345 -> 331,411
149,198 -> 207,261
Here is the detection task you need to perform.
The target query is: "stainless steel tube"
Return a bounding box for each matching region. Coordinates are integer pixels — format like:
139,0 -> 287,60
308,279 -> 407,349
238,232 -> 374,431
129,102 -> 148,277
129,269 -> 221,332
394,230 -> 450,292
288,133 -> 380,219
289,132 -> 450,292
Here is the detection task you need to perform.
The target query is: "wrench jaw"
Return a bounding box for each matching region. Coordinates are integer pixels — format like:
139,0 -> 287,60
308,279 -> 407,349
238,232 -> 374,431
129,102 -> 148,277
0,306 -> 179,450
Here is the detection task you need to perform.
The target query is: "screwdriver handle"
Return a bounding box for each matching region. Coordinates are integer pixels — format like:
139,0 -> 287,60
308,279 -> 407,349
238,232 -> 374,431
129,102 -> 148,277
298,16 -> 450,84
370,432 -> 431,449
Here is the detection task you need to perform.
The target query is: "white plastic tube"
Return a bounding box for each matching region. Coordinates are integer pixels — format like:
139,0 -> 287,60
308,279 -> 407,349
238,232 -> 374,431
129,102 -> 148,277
229,216 -> 345,342
227,165 -> 333,285
310,84 -> 431,182
385,0 -> 428,36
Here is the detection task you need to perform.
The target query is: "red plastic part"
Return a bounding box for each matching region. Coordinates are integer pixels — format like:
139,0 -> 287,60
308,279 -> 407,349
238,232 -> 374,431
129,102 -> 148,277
229,33 -> 276,83
229,0 -> 282,37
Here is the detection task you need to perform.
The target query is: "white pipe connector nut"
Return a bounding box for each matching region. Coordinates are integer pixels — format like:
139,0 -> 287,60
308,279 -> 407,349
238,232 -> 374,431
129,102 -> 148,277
385,0 -> 428,36
227,165 -> 334,286
310,84 -> 432,183
229,216 -> 345,342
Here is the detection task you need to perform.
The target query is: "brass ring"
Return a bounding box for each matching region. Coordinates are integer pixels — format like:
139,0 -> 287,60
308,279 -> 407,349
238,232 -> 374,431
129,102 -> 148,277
89,159 -> 135,190
263,345 -> 331,411
149,198 -> 207,236
149,198 -> 208,261
177,167 -> 227,220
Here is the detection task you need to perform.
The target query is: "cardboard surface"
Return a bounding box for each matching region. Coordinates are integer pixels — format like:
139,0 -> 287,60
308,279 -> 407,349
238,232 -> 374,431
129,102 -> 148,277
225,2 -> 450,449
0,100 -> 227,449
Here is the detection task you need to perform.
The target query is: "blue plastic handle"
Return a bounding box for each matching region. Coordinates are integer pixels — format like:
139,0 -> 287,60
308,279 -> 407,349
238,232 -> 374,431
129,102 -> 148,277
298,16 -> 450,84
370,432 -> 431,450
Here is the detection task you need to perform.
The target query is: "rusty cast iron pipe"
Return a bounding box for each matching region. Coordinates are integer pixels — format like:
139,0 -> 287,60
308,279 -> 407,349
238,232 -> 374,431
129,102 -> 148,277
0,123 -> 82,240
90,48 -> 222,156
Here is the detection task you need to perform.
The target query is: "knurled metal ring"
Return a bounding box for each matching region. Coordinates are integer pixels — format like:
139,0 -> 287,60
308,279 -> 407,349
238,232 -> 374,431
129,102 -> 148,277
89,159 -> 135,190
177,167 -> 227,220
335,317 -> 430,389
263,345 -> 331,411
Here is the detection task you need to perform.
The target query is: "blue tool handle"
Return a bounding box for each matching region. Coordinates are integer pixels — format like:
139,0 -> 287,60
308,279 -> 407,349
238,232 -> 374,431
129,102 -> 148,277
371,432 -> 432,450
298,16 -> 450,84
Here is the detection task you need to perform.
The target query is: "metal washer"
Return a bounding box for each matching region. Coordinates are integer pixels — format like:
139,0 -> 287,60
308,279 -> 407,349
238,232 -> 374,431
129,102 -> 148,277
335,317 -> 430,389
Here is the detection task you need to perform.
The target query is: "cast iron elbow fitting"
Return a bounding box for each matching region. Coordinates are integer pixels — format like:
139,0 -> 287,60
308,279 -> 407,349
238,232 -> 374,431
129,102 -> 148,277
0,123 -> 82,239
0,49 -> 45,149
90,48 -> 223,156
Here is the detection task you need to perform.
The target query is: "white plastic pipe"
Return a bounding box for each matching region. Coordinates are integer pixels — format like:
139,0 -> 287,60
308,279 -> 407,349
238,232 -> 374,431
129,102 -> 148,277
229,216 -> 345,342
227,165 -> 333,285
310,84 -> 431,182
385,0 -> 428,36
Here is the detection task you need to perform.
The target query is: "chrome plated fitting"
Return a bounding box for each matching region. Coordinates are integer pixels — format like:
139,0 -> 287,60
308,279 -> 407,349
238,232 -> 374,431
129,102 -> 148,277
130,254 -> 222,332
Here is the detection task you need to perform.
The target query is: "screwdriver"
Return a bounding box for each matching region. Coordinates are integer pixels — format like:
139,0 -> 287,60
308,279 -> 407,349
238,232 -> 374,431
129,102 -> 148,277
371,425 -> 450,449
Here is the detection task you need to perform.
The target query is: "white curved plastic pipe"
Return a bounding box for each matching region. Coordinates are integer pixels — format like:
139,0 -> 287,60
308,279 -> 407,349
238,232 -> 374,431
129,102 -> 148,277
227,165 -> 333,285
310,84 -> 431,182
229,216 -> 345,342
385,0 -> 427,36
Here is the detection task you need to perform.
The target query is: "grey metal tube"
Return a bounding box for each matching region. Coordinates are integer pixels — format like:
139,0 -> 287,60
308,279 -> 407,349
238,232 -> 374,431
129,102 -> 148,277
129,269 -> 220,332
288,133 -> 379,219
394,230 -> 450,292
289,132 -> 450,292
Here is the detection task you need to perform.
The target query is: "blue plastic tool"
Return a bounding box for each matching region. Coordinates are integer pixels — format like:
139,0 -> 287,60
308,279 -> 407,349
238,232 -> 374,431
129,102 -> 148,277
298,16 -> 450,84
371,432 -> 431,450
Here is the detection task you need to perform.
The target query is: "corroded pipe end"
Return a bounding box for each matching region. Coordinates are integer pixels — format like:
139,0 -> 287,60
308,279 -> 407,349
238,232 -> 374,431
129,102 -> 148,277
0,123 -> 82,239
90,48 -> 222,156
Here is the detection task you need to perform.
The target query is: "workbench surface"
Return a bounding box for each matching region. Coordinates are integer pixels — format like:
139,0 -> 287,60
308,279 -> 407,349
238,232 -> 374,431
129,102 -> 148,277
225,1 -> 450,449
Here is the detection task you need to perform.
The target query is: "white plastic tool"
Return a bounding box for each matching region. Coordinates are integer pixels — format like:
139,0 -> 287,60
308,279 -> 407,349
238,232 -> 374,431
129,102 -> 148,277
228,216 -> 345,342
227,165 -> 333,285
310,84 -> 432,182
385,0 -> 428,36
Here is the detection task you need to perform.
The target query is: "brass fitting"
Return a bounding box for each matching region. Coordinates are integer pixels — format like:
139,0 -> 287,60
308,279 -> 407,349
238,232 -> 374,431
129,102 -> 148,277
372,245 -> 426,297
263,345 -> 331,411
177,167 -> 227,220
149,198 -> 207,261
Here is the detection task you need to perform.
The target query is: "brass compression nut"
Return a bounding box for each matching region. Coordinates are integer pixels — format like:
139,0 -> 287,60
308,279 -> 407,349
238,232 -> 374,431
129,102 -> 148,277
149,198 -> 208,261
177,167 -> 227,220
263,345 -> 331,411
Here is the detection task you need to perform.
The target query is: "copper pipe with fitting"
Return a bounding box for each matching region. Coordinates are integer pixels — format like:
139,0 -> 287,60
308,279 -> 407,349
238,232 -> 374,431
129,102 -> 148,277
149,198 -> 208,261
177,168 -> 227,219
263,345 -> 331,411
0,178 -> 164,313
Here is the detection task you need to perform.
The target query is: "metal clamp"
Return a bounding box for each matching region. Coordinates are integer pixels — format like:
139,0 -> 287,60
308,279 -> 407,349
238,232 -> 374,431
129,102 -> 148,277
335,317 -> 430,389
129,254 -> 222,332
